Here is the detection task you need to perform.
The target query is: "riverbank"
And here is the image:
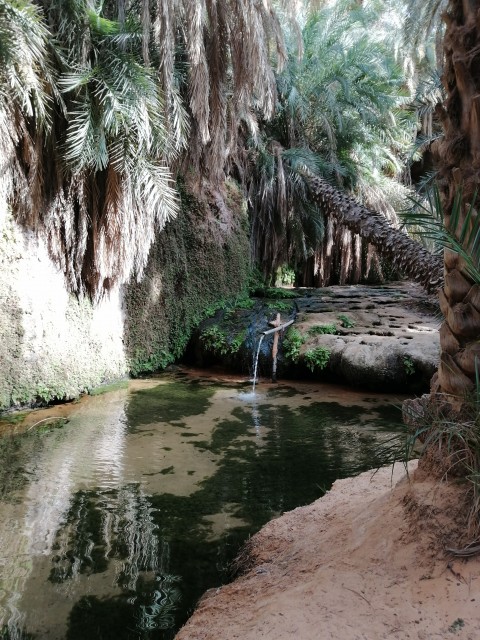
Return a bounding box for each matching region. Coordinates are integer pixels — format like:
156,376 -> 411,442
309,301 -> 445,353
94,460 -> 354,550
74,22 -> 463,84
175,461 -> 480,640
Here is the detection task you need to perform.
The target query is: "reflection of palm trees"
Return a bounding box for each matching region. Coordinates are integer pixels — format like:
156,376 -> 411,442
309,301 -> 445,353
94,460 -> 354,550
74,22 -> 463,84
0,392 -> 179,638
50,484 -> 181,634
0,395 -> 127,637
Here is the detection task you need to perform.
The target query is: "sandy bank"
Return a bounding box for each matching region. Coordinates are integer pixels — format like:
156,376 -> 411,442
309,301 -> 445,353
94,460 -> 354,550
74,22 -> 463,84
175,461 -> 480,640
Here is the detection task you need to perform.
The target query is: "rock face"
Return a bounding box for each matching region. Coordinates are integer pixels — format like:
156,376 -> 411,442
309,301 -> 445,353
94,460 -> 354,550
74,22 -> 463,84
188,282 -> 440,393
0,181 -> 251,410
0,207 -> 127,410
292,282 -> 440,392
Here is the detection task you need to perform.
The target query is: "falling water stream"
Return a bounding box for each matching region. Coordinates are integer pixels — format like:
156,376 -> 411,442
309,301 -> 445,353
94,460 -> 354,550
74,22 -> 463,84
0,370 -> 408,640
251,334 -> 265,392
251,319 -> 293,391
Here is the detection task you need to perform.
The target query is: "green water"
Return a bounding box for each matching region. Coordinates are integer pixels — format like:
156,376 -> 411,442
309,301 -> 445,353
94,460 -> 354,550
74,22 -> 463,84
0,373 -> 406,640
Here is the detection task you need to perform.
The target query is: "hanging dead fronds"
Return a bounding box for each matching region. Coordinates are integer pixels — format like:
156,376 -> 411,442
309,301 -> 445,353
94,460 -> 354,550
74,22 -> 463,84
2,0 -> 286,300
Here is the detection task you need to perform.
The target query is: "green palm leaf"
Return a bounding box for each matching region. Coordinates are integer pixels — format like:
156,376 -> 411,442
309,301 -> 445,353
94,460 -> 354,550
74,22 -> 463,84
403,185 -> 480,284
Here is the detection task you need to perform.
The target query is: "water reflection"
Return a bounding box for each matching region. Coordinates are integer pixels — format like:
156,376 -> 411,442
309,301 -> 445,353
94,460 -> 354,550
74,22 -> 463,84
0,374 -> 407,639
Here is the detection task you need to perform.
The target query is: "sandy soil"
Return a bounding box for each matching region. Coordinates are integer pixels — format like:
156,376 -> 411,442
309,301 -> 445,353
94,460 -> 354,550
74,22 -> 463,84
175,461 -> 480,640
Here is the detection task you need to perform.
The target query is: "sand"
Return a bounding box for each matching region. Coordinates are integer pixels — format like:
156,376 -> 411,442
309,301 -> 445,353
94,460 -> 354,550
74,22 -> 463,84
175,461 -> 480,640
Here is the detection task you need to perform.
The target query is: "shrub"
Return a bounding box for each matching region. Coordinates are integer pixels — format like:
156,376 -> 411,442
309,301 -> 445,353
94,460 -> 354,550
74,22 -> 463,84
403,356 -> 415,376
282,328 -> 305,363
304,347 -> 331,372
200,325 -> 245,356
308,324 -> 337,335
337,314 -> 355,328
403,386 -> 480,536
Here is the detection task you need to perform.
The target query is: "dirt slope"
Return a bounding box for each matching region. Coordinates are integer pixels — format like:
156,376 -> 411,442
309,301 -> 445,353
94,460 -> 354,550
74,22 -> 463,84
175,462 -> 480,640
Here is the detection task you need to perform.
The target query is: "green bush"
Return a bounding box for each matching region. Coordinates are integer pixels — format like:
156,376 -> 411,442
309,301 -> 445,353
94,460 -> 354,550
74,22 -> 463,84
304,347 -> 331,372
403,357 -> 415,376
267,301 -> 294,312
308,324 -> 337,335
337,314 -> 355,329
282,328 -> 305,363
200,325 -> 245,356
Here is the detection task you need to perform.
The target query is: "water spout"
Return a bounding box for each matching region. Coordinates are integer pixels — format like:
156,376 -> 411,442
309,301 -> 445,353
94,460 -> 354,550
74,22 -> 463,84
261,319 -> 294,336
251,319 -> 294,391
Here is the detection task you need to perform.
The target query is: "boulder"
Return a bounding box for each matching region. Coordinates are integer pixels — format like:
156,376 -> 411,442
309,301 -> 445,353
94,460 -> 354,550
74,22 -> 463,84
186,282 -> 440,393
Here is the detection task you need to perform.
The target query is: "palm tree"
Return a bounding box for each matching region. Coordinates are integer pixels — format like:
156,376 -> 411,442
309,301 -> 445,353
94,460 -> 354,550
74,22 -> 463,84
2,0 -> 287,300
307,174 -> 443,292
302,0 -> 479,401
43,0 -> 181,298
404,0 -> 448,70
430,0 -> 480,399
248,1 -> 418,287
5,0 -> 182,299
0,0 -> 53,217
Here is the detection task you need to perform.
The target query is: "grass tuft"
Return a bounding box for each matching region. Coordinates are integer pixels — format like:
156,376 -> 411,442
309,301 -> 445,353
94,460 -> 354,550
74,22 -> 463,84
403,383 -> 480,536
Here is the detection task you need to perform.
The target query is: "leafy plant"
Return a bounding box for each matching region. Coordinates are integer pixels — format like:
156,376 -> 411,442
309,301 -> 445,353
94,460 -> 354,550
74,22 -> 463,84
267,301 -> 293,312
308,324 -> 337,336
200,326 -> 229,355
282,328 -> 305,363
448,619 -> 465,634
402,184 -> 480,284
304,347 -> 331,372
200,326 -> 245,356
403,356 -> 415,376
230,331 -> 247,354
204,293 -> 254,320
235,297 -> 256,310
337,314 -> 355,329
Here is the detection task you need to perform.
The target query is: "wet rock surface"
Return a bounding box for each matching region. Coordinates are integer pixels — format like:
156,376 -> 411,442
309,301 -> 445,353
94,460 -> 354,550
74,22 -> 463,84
186,282 -> 440,393
293,282 -> 440,392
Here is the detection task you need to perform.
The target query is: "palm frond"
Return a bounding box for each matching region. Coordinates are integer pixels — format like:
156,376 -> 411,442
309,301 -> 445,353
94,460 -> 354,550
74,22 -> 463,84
403,185 -> 480,284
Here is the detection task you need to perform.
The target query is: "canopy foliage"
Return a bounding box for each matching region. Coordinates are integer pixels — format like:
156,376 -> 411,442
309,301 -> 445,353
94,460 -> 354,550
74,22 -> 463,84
0,0 -> 450,295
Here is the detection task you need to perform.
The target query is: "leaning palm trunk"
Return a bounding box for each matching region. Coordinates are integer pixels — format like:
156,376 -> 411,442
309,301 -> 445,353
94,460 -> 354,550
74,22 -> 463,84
432,0 -> 480,398
307,175 -> 444,294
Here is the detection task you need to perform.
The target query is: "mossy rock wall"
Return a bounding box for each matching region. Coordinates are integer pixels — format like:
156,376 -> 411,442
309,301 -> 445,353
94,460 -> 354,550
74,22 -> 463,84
0,207 -> 127,411
124,180 -> 251,375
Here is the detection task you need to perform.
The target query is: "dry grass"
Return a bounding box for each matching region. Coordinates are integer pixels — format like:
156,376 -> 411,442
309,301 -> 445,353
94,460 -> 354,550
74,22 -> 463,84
403,386 -> 480,541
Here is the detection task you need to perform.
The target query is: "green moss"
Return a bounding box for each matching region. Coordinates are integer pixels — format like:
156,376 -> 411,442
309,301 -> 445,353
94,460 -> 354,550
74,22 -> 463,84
124,180 -> 250,375
89,380 -> 129,396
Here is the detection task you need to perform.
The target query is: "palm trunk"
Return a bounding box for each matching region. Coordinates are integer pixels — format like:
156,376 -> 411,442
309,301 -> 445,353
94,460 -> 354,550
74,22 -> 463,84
432,0 -> 480,398
307,175 -> 444,294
